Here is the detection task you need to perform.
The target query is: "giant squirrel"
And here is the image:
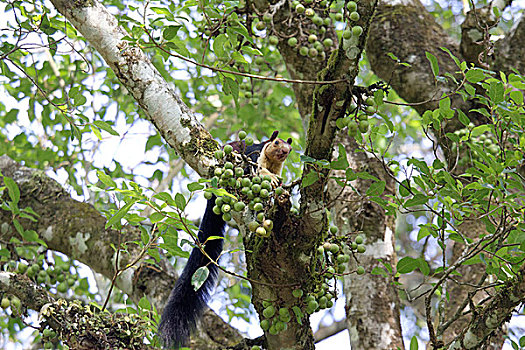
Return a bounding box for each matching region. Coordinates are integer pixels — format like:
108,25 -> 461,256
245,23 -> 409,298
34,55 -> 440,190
159,131 -> 292,348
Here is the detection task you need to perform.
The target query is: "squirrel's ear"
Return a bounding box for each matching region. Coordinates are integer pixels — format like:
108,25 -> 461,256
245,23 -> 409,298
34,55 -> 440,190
286,138 -> 292,145
269,130 -> 279,141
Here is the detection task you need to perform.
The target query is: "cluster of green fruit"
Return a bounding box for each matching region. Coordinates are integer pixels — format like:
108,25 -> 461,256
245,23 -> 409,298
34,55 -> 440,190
13,260 -> 77,294
451,125 -> 500,165
285,0 -> 363,59
40,326 -> 58,349
259,302 -> 294,335
238,81 -> 261,106
210,132 -> 283,238
317,227 -> 366,274
1,294 -> 21,311
337,96 -> 377,136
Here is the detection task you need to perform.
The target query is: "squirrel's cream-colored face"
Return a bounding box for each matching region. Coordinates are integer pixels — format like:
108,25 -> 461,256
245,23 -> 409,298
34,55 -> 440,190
265,139 -> 292,162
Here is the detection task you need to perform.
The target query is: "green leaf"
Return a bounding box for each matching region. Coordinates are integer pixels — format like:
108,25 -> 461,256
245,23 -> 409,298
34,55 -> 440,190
366,181 -> 385,196
187,182 -> 204,192
149,211 -> 165,223
418,259 -> 430,276
404,194 -> 428,207
410,336 -> 419,350
465,69 -> 485,83
153,192 -> 174,205
163,25 -> 180,40
191,266 -> 210,291
330,144 -> 349,170
97,170 -> 117,188
510,90 -> 523,105
105,200 -> 136,229
397,257 -> 419,274
3,176 -> 20,204
138,296 -> 151,310
301,171 -> 319,187
488,80 -> 504,104
213,34 -> 228,58
93,120 -> 120,136
175,193 -> 186,210
457,110 -> 470,127
291,306 -> 303,325
425,52 -> 439,77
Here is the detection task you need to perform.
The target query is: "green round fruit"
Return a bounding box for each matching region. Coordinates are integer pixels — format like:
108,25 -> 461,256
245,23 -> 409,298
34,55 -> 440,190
257,212 -> 265,222
261,180 -> 272,190
269,35 -> 279,46
275,187 -> 284,195
235,167 -> 244,177
358,120 -> 369,133
352,25 -> 363,37
256,226 -> 267,237
255,21 -> 266,30
356,266 -> 365,275
329,226 -> 338,234
287,37 -> 298,47
263,219 -> 273,230
57,281 -> 68,293
305,8 -> 315,17
263,305 -> 276,318
292,289 -> 304,298
233,202 -> 245,211
299,46 -> 309,56
1,298 -> 9,309
347,1 -> 357,11
260,319 -> 270,330
224,144 -> 233,154
295,4 -> 305,13
255,57 -> 264,65
348,120 -> 358,136
323,17 -> 332,26
349,11 -> 360,21
248,221 -> 259,232
252,184 -> 261,194
329,243 -> 340,254
357,245 -> 366,253
260,189 -> 269,198
313,16 -> 323,26
323,38 -> 333,47
263,13 -> 272,22
355,235 -> 364,244
17,263 -> 28,274
343,29 -> 352,40
221,204 -> 231,213
308,34 -> 317,43
204,191 -> 213,200
222,213 -> 232,221
335,13 -> 343,21
308,48 -> 318,57
215,150 -> 224,159
252,176 -> 262,184
253,202 -> 264,211
307,300 -> 319,311
238,131 -> 247,140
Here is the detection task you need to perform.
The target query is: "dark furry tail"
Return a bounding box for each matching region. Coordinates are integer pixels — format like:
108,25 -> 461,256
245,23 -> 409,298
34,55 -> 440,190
159,198 -> 225,348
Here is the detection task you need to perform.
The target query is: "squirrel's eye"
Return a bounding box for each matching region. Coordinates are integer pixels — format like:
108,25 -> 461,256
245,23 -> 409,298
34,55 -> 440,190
274,140 -> 279,145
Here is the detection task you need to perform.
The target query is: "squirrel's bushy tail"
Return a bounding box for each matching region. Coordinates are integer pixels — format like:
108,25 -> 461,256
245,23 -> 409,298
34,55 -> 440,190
159,198 -> 225,349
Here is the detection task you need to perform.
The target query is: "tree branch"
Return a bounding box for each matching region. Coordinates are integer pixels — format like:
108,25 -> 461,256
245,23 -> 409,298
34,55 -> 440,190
48,0 -> 219,178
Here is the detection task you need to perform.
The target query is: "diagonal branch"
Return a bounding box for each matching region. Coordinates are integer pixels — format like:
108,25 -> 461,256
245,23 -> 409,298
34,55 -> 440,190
48,0 -> 218,178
